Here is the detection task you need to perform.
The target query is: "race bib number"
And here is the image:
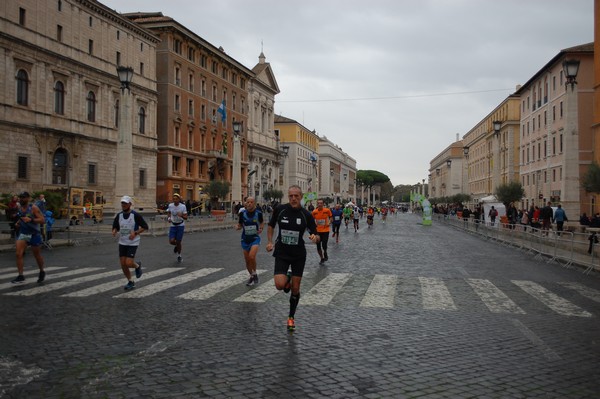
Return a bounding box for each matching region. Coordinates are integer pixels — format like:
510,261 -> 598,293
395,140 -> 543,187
244,225 -> 257,236
17,233 -> 32,242
120,228 -> 131,236
317,219 -> 326,226
280,229 -> 300,245
334,216 -> 340,221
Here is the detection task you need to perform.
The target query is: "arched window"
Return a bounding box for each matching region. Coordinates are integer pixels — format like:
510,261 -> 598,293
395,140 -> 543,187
138,106 -> 146,134
54,81 -> 65,114
114,99 -> 119,128
52,148 -> 68,185
16,69 -> 28,105
86,91 -> 96,122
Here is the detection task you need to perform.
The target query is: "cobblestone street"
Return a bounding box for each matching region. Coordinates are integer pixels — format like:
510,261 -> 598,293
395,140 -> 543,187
1,212 -> 599,398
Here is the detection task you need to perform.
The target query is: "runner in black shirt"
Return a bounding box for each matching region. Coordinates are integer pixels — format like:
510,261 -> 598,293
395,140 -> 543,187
266,185 -> 319,331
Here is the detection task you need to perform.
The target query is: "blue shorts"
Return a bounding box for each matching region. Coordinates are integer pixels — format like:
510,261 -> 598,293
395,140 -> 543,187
241,236 -> 260,251
17,232 -> 42,247
169,225 -> 185,241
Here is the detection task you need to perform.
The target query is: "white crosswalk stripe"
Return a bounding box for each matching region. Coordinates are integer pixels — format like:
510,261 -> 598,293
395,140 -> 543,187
512,280 -> 592,317
560,282 -> 600,303
115,268 -> 221,298
302,273 -> 351,306
178,270 -> 264,300
419,276 -> 457,311
5,270 -> 121,296
0,267 -> 67,284
360,274 -> 398,308
62,267 -> 183,297
466,278 -> 525,314
233,270 -> 278,303
3,268 -> 102,295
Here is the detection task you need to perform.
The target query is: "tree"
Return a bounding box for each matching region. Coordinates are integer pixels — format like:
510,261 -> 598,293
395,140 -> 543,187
205,180 -> 230,208
356,170 -> 390,204
494,181 -> 524,207
262,189 -> 283,202
581,162 -> 600,193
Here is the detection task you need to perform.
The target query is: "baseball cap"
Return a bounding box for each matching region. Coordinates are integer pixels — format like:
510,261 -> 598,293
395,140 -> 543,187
18,191 -> 30,198
120,195 -> 133,204
173,193 -> 181,198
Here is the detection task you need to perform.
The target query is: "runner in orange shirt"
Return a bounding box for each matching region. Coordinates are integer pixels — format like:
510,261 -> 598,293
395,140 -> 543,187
312,199 -> 333,265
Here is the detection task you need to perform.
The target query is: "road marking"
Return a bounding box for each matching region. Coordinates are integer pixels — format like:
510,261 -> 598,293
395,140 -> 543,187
0,267 -> 67,283
62,267 -> 183,297
178,270 -> 262,300
360,274 -> 398,308
302,273 -> 351,306
560,282 -> 600,303
418,276 -> 457,311
511,319 -> 561,361
466,278 -> 525,314
233,270 -> 278,303
5,270 -> 121,296
3,267 -> 102,295
115,268 -> 221,298
0,356 -> 46,397
512,280 -> 592,317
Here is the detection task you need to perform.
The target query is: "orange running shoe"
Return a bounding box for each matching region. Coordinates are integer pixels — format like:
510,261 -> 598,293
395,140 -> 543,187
287,317 -> 295,331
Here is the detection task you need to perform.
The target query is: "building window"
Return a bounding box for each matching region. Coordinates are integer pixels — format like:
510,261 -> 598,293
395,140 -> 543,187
175,67 -> 181,86
57,25 -> 63,42
16,69 -> 28,106
186,158 -> 193,177
559,134 -> 563,153
552,136 -> 556,155
212,84 -> 217,102
58,0 -> 62,11
52,149 -> 67,184
140,42 -> 144,52
174,94 -> 180,112
88,163 -> 97,184
188,47 -> 195,62
212,61 -> 218,74
174,39 -> 182,54
174,126 -> 180,147
201,79 -> 206,97
139,169 -> 146,188
88,39 -> 94,55
188,129 -> 194,150
232,93 -> 236,111
201,104 -> 206,120
189,74 -> 194,92
86,91 -> 96,122
117,31 -> 120,40
138,106 -> 146,134
188,99 -> 194,116
200,54 -> 207,68
240,78 -> 246,90
560,101 -> 563,118
17,155 -> 29,180
172,156 -> 181,174
54,81 -> 65,115
114,100 -> 119,127
552,106 -> 556,121
140,62 -> 144,76
553,169 -> 556,182
89,16 -> 93,27
19,8 -> 26,26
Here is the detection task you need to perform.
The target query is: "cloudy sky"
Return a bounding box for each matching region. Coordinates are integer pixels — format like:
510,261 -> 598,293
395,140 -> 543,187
102,0 -> 594,187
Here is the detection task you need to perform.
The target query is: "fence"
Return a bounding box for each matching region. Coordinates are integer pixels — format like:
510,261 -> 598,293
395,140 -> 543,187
436,214 -> 600,274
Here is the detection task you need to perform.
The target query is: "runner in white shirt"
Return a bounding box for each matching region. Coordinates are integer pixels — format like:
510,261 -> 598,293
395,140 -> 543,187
167,193 -> 188,262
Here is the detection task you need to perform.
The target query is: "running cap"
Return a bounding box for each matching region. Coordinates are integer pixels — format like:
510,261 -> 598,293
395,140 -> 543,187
120,195 -> 133,204
173,193 -> 181,198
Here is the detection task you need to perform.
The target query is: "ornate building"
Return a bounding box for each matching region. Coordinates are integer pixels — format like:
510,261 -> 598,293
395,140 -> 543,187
247,52 -> 281,202
317,136 -> 357,203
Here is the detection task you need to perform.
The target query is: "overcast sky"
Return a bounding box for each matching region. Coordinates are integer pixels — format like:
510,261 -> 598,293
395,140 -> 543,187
101,0 -> 594,187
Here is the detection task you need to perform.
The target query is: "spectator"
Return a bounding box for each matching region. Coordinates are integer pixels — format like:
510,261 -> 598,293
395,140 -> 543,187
541,201 -> 554,236
553,204 -> 568,237
580,213 -> 591,226
488,206 -> 498,226
6,195 -> 19,239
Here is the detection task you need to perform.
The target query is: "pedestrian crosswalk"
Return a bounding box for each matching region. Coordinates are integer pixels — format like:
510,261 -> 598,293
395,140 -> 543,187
1,266 -> 599,317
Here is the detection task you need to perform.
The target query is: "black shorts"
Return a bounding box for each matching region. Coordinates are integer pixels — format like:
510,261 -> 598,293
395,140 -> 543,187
119,244 -> 139,258
274,256 -> 307,278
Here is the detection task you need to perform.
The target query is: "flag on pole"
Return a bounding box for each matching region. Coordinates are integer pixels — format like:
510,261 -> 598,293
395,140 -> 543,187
217,100 -> 226,122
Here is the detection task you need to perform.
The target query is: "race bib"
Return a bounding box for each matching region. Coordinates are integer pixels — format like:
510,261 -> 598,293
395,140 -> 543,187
244,225 -> 257,236
120,228 -> 131,236
317,219 -> 326,226
280,229 -> 300,245
334,216 -> 340,221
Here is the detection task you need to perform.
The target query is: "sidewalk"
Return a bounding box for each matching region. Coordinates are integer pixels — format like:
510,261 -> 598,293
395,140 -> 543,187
0,215 -> 236,253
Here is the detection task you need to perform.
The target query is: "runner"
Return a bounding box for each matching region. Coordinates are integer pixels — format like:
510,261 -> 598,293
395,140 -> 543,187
266,185 -> 319,331
331,203 -> 343,244
236,197 -> 264,286
367,206 -> 375,228
353,205 -> 360,232
11,192 -> 46,284
167,193 -> 188,262
312,199 -> 333,265
343,204 -> 352,229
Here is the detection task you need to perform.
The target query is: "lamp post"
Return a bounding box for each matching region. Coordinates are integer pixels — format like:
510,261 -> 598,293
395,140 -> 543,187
492,120 -> 501,193
562,58 -> 580,218
281,144 -> 289,191
311,156 -> 318,199
114,66 -> 134,213
463,146 -> 470,206
231,121 -> 242,213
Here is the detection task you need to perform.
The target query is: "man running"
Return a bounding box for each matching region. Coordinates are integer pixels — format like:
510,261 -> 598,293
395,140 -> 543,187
266,185 -> 319,331
11,192 -> 46,284
353,206 -> 361,232
112,196 -> 148,290
312,199 -> 332,265
331,203 -> 343,244
236,197 -> 264,286
167,193 -> 188,262
343,205 -> 352,229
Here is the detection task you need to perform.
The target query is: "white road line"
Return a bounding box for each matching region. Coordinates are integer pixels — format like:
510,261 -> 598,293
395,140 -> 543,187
233,271 -> 278,303
512,280 -> 592,317
5,270 -> 121,296
3,267 -> 102,296
418,276 -> 457,311
466,278 -> 525,314
360,274 -> 398,308
511,319 -> 561,361
115,268 -> 222,298
178,270 -> 258,300
0,267 -> 67,283
62,267 -> 183,297
302,273 -> 351,306
560,282 -> 600,303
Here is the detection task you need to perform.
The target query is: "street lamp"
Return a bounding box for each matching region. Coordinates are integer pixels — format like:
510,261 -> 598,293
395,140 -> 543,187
231,121 -> 242,213
493,120 -> 502,138
446,159 -> 452,167
463,146 -> 469,157
281,144 -> 289,190
562,59 -> 580,91
114,65 -> 135,213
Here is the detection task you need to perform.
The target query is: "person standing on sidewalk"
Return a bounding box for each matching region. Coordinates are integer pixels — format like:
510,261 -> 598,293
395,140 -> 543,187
541,201 -> 554,236
112,196 -> 147,290
236,197 -> 264,286
11,192 -> 46,284
266,185 -> 319,331
331,203 -> 343,244
312,199 -> 332,265
554,204 -> 568,237
167,193 -> 188,263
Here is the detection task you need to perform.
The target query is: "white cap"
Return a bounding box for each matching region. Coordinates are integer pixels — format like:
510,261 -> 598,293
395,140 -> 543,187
120,195 -> 133,204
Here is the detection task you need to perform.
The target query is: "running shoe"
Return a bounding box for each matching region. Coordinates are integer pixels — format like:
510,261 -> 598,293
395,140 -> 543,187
253,273 -> 259,285
324,253 -> 328,261
287,317 -> 295,331
173,246 -> 177,253
37,270 -> 46,283
177,255 -> 182,263
246,275 -> 256,286
319,258 -> 325,265
11,275 -> 25,284
135,261 -> 143,278
124,280 -> 135,290
283,271 -> 292,293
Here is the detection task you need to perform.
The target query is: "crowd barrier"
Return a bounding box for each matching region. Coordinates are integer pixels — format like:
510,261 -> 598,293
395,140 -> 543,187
436,214 -> 600,274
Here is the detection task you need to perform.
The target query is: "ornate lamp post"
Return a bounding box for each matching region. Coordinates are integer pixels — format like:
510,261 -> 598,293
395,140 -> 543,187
231,121 -> 243,211
114,66 -> 134,212
281,144 -> 289,191
562,58 -> 580,217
